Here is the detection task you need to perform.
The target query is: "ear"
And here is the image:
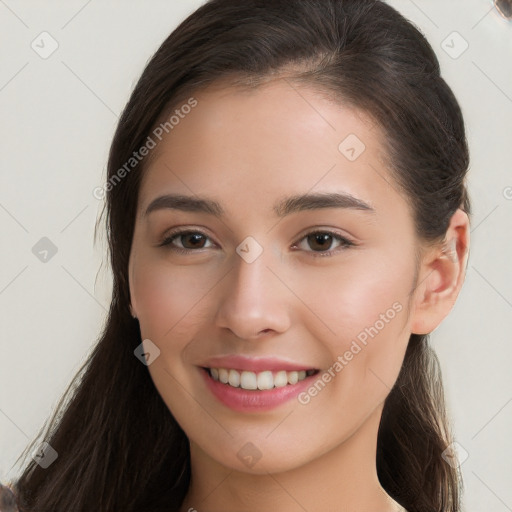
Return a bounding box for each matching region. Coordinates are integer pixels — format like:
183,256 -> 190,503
129,302 -> 137,319
410,208 -> 470,335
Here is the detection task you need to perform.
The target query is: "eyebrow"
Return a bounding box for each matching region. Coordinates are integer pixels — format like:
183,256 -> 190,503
143,192 -> 375,218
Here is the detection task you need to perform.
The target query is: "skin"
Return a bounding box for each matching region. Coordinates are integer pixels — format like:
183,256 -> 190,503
128,78 -> 470,512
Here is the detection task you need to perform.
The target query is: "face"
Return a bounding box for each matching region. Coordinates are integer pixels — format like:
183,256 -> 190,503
128,78 -> 420,474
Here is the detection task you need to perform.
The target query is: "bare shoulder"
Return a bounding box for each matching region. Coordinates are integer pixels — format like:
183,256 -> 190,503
0,482 -> 19,512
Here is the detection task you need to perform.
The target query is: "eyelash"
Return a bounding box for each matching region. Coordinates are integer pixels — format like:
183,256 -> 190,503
158,228 -> 356,258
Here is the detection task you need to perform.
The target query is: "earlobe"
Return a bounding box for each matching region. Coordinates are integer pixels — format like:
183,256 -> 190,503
410,208 -> 470,335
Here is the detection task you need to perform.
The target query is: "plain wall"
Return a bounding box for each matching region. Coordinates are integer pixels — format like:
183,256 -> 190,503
1,1 -> 511,510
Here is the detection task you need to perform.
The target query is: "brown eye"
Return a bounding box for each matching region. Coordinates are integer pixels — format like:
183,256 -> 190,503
179,232 -> 208,249
306,232 -> 335,251
293,230 -> 355,257
159,230 -> 215,252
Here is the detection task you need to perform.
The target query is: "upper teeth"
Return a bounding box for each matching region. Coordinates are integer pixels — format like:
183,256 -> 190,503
208,368 -> 315,390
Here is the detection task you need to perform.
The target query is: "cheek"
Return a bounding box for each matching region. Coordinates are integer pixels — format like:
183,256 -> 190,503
296,250 -> 412,401
297,250 -> 411,342
131,255 -> 218,341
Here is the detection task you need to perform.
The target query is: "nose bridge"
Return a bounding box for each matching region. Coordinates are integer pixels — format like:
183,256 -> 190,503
214,240 -> 290,338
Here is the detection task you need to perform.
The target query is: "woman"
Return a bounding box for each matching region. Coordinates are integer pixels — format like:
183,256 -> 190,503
7,0 -> 471,510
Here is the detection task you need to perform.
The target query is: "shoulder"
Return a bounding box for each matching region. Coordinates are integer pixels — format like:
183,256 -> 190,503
0,482 -> 19,512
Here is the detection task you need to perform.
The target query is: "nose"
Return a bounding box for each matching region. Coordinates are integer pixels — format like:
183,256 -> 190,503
214,247 -> 291,340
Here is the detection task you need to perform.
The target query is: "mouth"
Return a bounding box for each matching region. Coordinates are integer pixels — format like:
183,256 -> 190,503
201,367 -> 320,391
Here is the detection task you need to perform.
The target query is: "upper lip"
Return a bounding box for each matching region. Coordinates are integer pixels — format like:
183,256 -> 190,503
200,355 -> 318,373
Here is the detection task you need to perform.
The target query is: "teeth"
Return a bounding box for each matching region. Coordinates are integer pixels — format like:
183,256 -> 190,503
208,367 -> 314,390
256,370 -> 272,390
241,371 -> 257,390
273,370 -> 288,388
288,371 -> 298,385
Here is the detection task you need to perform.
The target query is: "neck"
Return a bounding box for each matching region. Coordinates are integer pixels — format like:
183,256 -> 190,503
179,404 -> 405,512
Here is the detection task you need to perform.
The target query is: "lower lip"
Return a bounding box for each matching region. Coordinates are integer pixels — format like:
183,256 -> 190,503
199,367 -> 318,412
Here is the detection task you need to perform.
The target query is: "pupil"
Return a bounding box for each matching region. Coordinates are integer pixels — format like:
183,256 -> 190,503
184,233 -> 205,248
309,233 -> 331,251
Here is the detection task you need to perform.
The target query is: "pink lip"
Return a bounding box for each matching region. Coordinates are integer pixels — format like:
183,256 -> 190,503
199,367 -> 318,412
200,354 -> 317,372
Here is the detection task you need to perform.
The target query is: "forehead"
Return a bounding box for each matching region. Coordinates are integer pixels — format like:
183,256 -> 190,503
137,79 -> 402,220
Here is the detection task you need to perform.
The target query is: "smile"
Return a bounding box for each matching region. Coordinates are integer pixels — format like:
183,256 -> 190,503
205,367 -> 318,390
200,367 -> 321,412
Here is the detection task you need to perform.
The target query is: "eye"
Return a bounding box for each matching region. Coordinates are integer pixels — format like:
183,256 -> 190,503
159,229 -> 215,254
291,229 -> 355,257
159,228 -> 355,257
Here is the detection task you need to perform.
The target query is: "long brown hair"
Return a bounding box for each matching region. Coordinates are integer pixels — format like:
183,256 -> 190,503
11,1 -> 470,510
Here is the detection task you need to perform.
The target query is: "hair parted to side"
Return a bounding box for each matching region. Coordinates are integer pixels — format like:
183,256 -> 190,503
11,1 -> 470,511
